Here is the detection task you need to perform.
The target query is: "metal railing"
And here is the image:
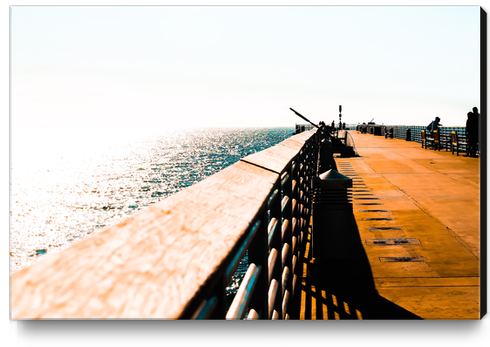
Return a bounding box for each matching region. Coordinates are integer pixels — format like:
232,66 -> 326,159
388,126 -> 466,143
192,131 -> 319,319
356,124 -> 468,147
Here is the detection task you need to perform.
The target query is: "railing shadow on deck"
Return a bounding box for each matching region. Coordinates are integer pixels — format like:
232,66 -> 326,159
292,211 -> 423,320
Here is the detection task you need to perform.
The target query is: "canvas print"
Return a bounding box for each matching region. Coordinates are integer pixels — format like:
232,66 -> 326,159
10,5 -> 485,320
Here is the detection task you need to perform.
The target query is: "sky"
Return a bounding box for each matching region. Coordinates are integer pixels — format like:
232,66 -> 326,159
10,5 -> 481,128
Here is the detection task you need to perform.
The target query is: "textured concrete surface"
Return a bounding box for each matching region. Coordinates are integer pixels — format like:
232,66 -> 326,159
298,131 -> 482,320
339,132 -> 481,319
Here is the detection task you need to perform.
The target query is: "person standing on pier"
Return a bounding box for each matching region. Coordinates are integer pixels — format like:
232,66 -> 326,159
465,107 -> 479,157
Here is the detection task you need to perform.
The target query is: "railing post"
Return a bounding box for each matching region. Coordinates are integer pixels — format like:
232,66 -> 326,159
297,149 -> 306,250
289,155 -> 302,319
301,146 -> 311,248
280,165 -> 293,319
312,170 -> 356,262
268,180 -> 283,319
247,208 -> 269,319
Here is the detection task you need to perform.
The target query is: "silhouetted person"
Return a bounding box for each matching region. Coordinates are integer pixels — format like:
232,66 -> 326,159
473,108 -> 480,147
466,107 -> 479,157
385,127 -> 394,139
427,117 -> 441,135
318,121 -> 328,140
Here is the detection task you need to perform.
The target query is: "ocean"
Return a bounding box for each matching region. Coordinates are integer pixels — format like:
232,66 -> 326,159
10,125 -> 294,295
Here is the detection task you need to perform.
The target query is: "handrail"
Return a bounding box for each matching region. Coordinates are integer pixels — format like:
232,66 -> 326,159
11,128 -> 319,319
357,124 -> 468,146
225,263 -> 262,319
226,129 -> 319,320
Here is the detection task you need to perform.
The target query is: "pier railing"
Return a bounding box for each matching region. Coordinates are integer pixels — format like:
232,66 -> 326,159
11,129 -> 319,319
386,125 -> 466,143
357,124 -> 467,145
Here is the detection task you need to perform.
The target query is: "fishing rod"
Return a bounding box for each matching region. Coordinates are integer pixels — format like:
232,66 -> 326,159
289,108 -> 320,129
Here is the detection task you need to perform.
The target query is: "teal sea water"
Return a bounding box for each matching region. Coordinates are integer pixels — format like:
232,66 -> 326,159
10,126 -> 294,294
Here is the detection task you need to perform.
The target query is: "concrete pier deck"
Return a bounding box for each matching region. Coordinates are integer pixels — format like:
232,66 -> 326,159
297,131 -> 482,320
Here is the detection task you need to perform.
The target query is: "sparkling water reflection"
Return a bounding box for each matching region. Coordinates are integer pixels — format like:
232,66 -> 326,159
10,126 -> 293,275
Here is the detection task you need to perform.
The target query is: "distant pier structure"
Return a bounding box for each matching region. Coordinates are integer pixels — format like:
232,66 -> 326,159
295,123 -> 316,134
296,123 -> 356,134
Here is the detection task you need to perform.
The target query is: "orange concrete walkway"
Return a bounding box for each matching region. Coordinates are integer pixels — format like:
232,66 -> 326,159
297,131 -> 482,320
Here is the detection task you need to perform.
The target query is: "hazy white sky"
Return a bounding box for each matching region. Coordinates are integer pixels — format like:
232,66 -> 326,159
11,5 -> 481,128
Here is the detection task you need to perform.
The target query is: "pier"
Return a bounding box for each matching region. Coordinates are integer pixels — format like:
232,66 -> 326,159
10,127 -> 484,319
297,130 -> 483,320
